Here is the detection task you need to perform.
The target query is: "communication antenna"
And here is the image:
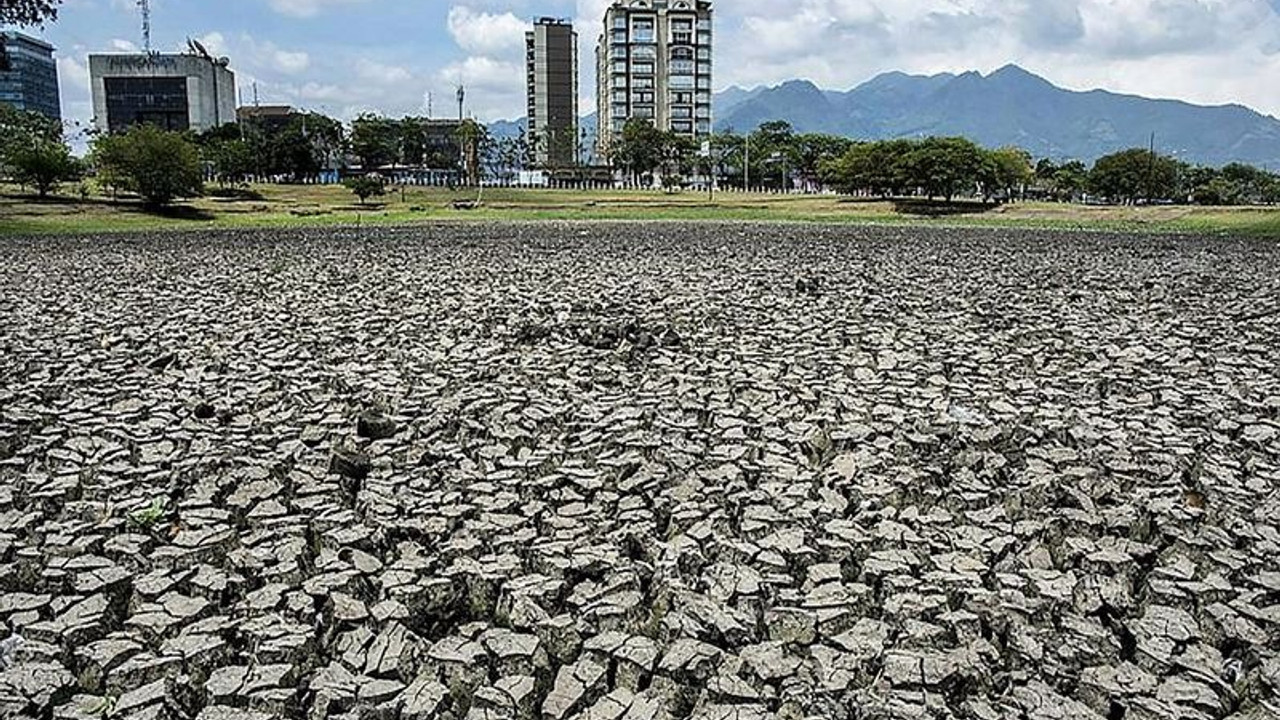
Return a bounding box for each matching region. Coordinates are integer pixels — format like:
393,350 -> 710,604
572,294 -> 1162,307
138,0 -> 152,53
457,85 -> 465,120
253,81 -> 260,108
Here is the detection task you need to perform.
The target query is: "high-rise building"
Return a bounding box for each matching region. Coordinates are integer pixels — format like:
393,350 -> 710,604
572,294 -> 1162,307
595,0 -> 713,160
526,18 -> 579,168
89,51 -> 235,134
0,31 -> 61,121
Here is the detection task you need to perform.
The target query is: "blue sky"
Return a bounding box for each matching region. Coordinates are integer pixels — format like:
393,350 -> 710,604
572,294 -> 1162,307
13,0 -> 1280,142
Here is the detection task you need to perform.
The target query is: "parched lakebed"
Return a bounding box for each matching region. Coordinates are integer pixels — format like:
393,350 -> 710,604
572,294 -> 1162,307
1,223 -> 1278,720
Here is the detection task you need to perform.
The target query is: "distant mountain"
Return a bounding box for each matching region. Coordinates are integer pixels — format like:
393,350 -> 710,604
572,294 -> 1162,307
714,65 -> 1280,168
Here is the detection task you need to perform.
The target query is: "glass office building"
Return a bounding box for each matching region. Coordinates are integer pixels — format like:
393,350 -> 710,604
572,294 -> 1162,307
0,31 -> 61,122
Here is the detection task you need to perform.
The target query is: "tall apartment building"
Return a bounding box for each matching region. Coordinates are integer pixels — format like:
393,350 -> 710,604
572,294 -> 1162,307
595,0 -> 713,160
89,51 -> 235,134
0,31 -> 61,121
526,18 -> 579,167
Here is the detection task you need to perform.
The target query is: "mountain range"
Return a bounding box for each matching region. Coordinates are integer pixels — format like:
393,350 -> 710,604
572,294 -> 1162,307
491,65 -> 1280,168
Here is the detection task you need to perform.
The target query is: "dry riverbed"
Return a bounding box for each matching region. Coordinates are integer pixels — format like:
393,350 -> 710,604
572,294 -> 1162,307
0,223 -> 1278,720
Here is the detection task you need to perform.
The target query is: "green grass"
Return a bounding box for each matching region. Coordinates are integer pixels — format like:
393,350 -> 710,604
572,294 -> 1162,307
2,183 -> 1278,237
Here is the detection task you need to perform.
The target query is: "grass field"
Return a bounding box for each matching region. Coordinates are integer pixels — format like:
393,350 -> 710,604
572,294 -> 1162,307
2,182 -> 1278,236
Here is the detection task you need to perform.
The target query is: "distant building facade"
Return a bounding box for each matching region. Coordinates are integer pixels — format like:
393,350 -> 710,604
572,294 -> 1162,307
595,0 -> 713,160
526,17 -> 578,167
0,31 -> 61,121
237,104 -> 295,134
89,52 -> 235,134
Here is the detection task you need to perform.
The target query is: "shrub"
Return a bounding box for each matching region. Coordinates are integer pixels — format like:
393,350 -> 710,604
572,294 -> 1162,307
6,138 -> 79,197
344,175 -> 387,206
91,124 -> 204,206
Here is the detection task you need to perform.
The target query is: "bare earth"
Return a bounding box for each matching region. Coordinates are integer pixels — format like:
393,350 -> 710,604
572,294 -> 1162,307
1,223 -> 1278,720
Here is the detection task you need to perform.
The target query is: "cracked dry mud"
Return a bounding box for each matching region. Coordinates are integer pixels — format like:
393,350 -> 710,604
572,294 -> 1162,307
0,223 -> 1278,720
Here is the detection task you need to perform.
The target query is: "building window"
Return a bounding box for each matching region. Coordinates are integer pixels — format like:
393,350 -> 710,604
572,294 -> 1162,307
670,60 -> 695,75
633,45 -> 656,60
632,62 -> 654,75
698,63 -> 712,75
671,47 -> 693,60
103,76 -> 189,133
672,120 -> 692,133
698,32 -> 712,45
634,106 -> 654,119
632,19 -> 655,43
671,106 -> 692,119
631,91 -> 654,104
670,75 -> 694,89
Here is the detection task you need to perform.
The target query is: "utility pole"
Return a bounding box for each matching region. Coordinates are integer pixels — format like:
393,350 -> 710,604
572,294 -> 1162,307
1146,131 -> 1156,203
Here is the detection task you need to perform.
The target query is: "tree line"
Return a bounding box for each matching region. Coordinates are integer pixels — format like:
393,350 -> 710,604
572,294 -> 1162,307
4,102 -> 1280,208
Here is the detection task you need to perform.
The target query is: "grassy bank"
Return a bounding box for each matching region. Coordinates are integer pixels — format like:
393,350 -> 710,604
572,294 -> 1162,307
2,183 -> 1278,237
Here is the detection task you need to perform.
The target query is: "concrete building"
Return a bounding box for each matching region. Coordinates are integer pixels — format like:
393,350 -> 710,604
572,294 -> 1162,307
89,52 -> 235,134
595,0 -> 713,160
0,31 -> 61,121
237,104 -> 296,134
526,17 -> 578,167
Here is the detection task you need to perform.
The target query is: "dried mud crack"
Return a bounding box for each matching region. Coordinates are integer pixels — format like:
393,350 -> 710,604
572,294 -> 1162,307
0,223 -> 1278,720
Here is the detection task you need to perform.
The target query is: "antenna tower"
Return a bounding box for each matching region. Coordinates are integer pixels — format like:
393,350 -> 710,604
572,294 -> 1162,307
138,0 -> 152,53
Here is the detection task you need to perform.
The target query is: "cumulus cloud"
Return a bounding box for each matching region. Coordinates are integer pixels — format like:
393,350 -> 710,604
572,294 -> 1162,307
446,6 -> 528,55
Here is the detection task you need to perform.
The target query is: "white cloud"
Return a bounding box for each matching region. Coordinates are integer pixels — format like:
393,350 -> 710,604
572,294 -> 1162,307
272,49 -> 311,74
438,56 -> 526,119
446,6 -> 528,55
356,58 -> 413,86
56,56 -> 89,92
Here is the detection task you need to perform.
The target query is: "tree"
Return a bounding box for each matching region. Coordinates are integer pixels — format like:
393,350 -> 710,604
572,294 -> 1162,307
793,133 -> 854,190
349,114 -> 400,170
902,137 -> 988,202
987,146 -> 1034,201
204,138 -> 254,188
7,138 -> 78,197
611,119 -> 665,182
1,0 -> 61,26
708,131 -> 745,187
456,119 -> 486,186
1088,148 -> 1182,203
824,140 -> 915,197
343,175 -> 387,206
0,103 -> 61,159
91,124 -> 204,206
658,131 -> 696,190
